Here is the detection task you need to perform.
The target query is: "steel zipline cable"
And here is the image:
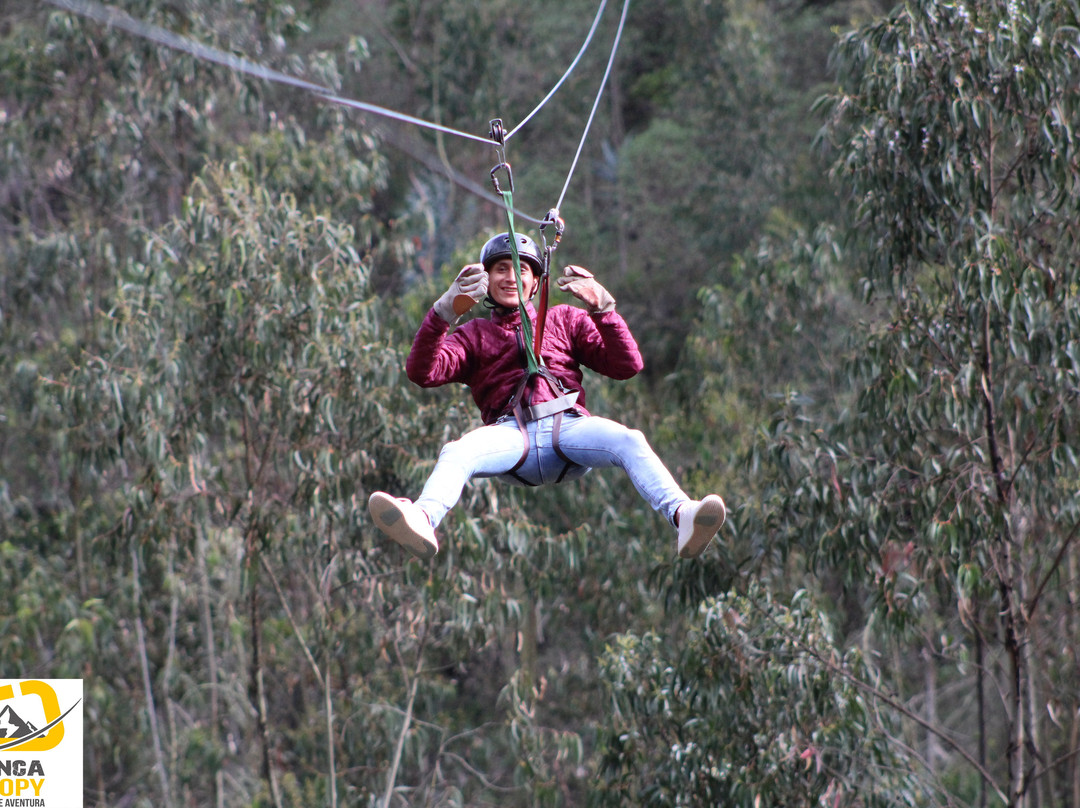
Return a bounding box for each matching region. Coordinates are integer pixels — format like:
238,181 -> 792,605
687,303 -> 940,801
503,0 -> 609,143
44,0 -> 629,227
44,0 -> 493,144
553,0 -> 630,215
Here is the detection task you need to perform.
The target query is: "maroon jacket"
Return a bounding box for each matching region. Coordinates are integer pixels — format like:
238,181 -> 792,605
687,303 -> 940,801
407,302 -> 644,425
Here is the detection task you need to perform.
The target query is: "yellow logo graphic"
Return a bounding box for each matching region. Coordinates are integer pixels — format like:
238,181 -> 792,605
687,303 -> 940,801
0,680 -> 76,753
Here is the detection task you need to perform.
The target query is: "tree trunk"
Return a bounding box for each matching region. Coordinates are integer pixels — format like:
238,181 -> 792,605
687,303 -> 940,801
132,543 -> 173,808
249,557 -> 282,808
521,590 -> 539,694
197,525 -> 222,808
1070,550 -> 1080,808
922,645 -> 943,769
977,625 -> 987,808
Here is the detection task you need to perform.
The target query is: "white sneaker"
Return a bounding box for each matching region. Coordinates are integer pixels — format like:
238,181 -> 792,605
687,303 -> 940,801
676,495 -> 726,559
368,492 -> 439,560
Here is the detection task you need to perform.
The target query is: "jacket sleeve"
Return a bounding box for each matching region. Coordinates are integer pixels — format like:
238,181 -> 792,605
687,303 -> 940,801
571,309 -> 644,380
405,309 -> 476,388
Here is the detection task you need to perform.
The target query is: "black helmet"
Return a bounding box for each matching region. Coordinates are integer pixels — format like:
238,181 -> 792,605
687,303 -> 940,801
480,233 -> 543,275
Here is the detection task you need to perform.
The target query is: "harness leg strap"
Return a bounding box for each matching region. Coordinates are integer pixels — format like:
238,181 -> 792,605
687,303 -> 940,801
551,410 -> 578,484
506,403 -> 538,487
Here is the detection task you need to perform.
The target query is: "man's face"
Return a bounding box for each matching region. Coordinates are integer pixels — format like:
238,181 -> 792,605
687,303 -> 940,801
487,258 -> 538,308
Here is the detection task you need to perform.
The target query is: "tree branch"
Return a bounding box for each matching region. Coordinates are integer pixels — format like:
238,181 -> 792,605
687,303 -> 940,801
756,602 -> 1009,805
382,626 -> 428,808
131,543 -> 174,808
260,554 -> 338,808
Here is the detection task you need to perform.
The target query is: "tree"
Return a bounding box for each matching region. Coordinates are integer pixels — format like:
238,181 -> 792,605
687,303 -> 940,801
761,1 -> 1080,805
62,148 -> 395,805
11,1 -> 1024,805
594,584 -> 931,807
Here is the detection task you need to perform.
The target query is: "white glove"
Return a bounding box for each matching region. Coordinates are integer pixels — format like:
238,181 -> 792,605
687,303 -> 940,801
556,265 -> 615,314
434,263 -> 489,323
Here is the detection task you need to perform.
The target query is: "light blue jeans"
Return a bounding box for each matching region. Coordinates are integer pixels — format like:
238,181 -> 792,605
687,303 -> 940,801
415,412 -> 689,529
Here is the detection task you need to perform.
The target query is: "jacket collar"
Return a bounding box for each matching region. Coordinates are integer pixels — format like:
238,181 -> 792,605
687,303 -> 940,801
490,301 -> 536,327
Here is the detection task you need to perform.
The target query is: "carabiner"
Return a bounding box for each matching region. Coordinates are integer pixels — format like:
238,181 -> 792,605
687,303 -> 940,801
540,208 -> 565,248
490,161 -> 514,194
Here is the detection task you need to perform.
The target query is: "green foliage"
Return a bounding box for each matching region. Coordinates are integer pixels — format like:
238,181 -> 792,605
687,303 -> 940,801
608,0 -> 813,369
594,584 -> 929,807
64,154 -> 397,805
810,0 -> 1080,634
94,156 -> 376,539
746,0 -> 1080,803
15,1 -> 1064,807
822,0 -> 1080,293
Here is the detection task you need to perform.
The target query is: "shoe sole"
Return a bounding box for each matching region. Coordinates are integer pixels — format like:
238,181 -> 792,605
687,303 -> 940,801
678,495 -> 727,559
368,492 -> 438,560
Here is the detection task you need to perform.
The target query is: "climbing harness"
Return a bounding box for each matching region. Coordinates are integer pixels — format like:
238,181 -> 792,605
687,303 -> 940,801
487,123 -> 579,487
501,357 -> 582,487
472,0 -> 631,487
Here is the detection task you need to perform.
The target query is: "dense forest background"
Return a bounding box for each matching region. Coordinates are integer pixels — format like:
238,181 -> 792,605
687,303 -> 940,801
2,0 -> 1079,806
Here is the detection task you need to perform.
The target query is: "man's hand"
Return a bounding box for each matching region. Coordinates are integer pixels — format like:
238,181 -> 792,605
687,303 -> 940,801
434,263 -> 489,323
556,265 -> 615,314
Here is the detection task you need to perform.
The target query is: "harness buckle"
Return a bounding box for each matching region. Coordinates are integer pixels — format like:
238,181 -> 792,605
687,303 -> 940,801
523,391 -> 579,422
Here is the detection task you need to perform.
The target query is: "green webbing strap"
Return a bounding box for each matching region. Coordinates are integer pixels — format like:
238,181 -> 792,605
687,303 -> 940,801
499,187 -> 540,376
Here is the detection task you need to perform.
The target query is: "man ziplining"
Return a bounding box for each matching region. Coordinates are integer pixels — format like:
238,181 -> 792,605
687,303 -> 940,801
368,231 -> 726,561
51,0 -> 722,563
